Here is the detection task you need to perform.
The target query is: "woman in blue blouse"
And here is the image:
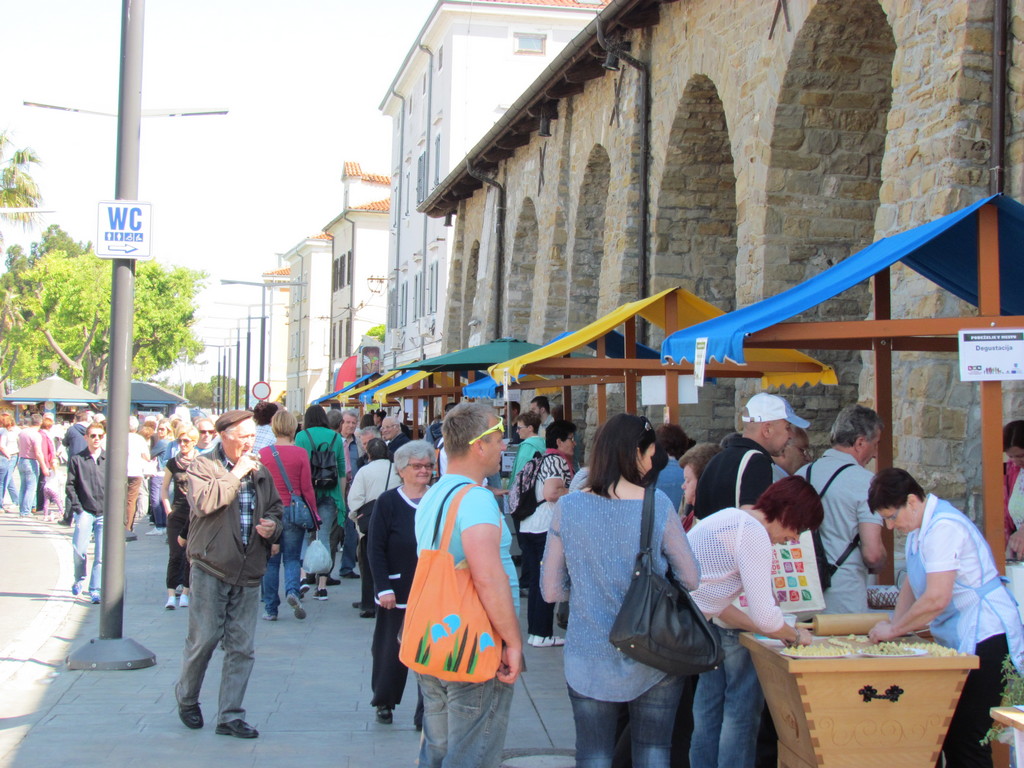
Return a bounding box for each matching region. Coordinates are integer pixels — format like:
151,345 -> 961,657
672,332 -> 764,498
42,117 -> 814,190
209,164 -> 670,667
542,414 -> 700,768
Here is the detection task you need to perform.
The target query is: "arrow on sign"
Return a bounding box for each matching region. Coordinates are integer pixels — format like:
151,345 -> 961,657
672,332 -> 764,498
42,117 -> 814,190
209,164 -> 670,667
106,244 -> 138,254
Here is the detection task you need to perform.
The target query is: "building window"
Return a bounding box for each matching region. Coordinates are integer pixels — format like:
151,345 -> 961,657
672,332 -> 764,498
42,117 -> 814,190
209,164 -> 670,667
339,254 -> 348,288
347,250 -> 354,286
428,262 -> 439,314
437,45 -> 443,70
434,134 -> 441,185
413,274 -> 421,320
400,282 -> 408,326
416,152 -> 428,204
389,288 -> 398,327
514,33 -> 546,55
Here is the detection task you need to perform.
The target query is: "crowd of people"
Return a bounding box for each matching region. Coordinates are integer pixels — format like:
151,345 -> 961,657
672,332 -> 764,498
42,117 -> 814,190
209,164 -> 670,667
5,389 -> 1023,768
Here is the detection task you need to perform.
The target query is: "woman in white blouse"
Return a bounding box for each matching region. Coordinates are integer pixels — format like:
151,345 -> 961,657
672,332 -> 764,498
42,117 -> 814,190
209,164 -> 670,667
688,475 -> 823,768
868,468 -> 1024,768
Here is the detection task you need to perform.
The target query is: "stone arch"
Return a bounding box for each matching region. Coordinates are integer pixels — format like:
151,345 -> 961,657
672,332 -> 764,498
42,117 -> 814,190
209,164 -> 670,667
506,198 -> 539,339
650,74 -> 739,437
763,0 -> 895,425
539,206 -> 569,342
460,240 -> 480,347
568,144 -> 611,331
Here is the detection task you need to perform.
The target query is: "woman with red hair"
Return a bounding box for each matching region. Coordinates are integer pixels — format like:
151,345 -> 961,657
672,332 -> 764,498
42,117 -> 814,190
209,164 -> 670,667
688,476 -> 823,768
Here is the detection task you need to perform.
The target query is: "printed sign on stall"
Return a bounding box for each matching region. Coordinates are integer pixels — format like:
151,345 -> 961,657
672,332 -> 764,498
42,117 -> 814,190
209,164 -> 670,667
958,329 -> 1024,382
734,530 -> 825,615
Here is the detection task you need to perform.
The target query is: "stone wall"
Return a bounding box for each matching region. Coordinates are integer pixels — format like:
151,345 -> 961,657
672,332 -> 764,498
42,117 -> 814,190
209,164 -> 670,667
442,0 -> 1024,508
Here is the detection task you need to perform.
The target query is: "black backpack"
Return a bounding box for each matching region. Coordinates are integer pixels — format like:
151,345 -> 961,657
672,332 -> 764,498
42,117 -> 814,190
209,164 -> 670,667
310,433 -> 340,491
507,452 -> 545,522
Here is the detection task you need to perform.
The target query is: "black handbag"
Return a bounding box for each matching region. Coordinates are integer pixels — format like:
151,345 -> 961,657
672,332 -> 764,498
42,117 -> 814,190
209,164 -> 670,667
270,447 -> 316,531
609,485 -> 723,676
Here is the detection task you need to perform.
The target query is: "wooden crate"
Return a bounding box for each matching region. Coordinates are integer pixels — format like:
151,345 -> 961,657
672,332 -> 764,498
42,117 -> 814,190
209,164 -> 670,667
741,634 -> 978,768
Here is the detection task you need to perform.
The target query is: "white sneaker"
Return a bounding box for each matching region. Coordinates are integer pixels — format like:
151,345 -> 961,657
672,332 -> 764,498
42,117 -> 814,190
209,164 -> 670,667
146,528 -> 164,536
529,636 -> 565,648
178,594 -> 189,608
165,596 -> 177,610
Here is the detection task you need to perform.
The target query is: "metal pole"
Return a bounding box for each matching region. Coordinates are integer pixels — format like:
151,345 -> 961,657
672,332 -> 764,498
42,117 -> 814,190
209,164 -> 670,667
234,331 -> 241,409
216,349 -> 222,412
245,317 -> 252,406
259,285 -> 267,384
67,0 -> 155,670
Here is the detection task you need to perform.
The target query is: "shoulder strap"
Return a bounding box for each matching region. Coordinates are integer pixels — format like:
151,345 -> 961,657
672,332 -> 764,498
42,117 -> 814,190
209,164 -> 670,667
270,447 -> 295,498
734,449 -> 759,508
430,481 -> 474,547
639,484 -> 656,554
819,463 -> 855,497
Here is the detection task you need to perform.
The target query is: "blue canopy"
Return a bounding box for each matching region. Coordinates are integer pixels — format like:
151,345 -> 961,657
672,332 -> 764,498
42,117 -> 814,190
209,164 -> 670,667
662,194 -> 1024,365
312,372 -> 377,404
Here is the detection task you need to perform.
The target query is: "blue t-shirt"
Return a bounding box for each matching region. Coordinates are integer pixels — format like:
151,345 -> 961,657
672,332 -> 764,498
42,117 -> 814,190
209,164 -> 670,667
415,472 -> 519,611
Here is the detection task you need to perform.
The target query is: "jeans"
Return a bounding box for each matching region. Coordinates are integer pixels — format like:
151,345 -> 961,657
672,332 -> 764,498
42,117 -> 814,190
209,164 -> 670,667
262,521 -> 306,615
175,567 -> 260,724
0,455 -> 12,506
417,673 -> 515,768
149,474 -> 166,527
340,515 -> 358,575
18,457 -> 39,516
72,510 -> 104,590
519,532 -> 554,636
313,498 -> 336,575
570,674 -> 684,768
690,628 -> 764,768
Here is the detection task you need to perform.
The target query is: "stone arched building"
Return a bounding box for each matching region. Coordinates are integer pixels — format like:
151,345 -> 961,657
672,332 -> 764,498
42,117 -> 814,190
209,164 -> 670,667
421,0 -> 1024,514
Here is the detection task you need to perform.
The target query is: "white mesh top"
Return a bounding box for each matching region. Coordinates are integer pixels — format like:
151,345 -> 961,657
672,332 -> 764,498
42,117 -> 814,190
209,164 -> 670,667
688,507 -> 785,633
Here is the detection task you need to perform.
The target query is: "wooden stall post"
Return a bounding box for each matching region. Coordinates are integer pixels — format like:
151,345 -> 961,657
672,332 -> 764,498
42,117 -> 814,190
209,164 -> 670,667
596,336 -> 608,423
665,290 -> 681,424
624,317 -> 638,413
873,267 -> 895,584
977,204 -> 1005,571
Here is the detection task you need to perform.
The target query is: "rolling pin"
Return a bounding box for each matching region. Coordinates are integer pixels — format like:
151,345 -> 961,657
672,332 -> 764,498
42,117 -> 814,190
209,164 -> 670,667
811,613 -> 886,636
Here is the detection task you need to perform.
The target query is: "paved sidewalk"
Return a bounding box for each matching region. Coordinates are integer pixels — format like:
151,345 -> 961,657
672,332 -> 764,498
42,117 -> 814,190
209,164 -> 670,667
0,513 -> 575,767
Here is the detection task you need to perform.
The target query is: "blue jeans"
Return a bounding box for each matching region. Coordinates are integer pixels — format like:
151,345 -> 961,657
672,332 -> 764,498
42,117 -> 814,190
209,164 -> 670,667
262,521 -> 306,615
72,511 -> 104,590
417,673 -> 514,768
313,497 -> 336,574
690,628 -> 764,768
569,674 -> 684,768
18,457 -> 39,516
340,515 -> 358,575
0,455 -> 13,506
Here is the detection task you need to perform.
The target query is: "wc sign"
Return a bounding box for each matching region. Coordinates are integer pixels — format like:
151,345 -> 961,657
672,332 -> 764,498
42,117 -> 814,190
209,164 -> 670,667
96,201 -> 153,260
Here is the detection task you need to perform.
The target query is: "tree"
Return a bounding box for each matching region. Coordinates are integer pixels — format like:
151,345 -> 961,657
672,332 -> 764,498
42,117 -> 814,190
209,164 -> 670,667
0,130 -> 43,252
179,377 -> 245,410
366,324 -> 386,343
0,225 -> 206,391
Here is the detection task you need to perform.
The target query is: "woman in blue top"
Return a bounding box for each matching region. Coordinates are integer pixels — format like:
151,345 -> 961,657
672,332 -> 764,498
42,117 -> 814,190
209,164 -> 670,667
541,413 -> 700,768
868,468 -> 1024,768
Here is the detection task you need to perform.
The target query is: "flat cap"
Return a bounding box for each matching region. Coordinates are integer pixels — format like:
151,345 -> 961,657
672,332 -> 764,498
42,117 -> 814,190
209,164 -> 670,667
215,409 -> 254,433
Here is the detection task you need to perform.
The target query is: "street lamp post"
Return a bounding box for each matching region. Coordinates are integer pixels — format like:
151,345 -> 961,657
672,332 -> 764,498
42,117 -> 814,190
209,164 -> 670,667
219,279 -> 307,386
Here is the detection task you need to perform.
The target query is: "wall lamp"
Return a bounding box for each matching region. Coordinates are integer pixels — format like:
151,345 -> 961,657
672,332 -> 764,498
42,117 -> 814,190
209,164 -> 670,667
602,51 -> 620,71
538,113 -> 552,137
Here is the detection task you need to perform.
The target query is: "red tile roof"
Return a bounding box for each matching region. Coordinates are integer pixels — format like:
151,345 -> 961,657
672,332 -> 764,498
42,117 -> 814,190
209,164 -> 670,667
309,232 -> 334,241
263,267 -> 291,277
471,0 -> 610,6
344,162 -> 391,187
351,198 -> 391,212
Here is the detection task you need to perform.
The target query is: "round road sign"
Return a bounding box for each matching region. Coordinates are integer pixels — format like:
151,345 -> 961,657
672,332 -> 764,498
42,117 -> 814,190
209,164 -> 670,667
251,381 -> 272,401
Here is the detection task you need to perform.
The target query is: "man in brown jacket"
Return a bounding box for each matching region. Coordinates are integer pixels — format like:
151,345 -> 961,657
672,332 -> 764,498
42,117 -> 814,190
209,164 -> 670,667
174,410 -> 282,739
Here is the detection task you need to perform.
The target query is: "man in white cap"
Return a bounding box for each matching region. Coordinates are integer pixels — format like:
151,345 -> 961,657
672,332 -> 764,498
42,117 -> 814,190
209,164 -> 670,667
693,392 -> 810,520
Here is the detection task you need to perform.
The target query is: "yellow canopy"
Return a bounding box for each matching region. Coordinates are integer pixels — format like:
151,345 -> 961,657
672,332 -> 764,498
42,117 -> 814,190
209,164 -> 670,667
488,286 -> 837,388
342,369 -> 403,399
372,370 -> 435,404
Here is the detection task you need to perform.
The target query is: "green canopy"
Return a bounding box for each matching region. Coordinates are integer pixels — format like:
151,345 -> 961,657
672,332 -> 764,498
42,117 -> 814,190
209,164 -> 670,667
394,338 -> 542,372
3,374 -> 104,405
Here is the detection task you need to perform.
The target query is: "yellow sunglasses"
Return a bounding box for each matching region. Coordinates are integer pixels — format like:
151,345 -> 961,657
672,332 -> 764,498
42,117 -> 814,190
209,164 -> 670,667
468,417 -> 505,445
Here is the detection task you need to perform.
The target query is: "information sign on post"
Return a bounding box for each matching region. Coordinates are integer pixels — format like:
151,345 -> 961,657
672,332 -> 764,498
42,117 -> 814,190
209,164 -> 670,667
958,329 -> 1024,381
96,200 -> 153,259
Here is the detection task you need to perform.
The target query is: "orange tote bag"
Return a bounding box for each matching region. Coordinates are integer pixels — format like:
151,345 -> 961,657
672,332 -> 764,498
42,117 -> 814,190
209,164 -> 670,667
399,484 -> 504,683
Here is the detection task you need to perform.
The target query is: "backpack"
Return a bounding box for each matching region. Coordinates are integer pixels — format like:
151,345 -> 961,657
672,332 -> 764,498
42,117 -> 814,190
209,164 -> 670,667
507,452 -> 545,522
310,433 -> 340,491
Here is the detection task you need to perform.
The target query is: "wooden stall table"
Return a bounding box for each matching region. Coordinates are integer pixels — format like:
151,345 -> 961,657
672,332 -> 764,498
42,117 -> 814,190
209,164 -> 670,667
991,708 -> 1024,768
741,633 -> 978,768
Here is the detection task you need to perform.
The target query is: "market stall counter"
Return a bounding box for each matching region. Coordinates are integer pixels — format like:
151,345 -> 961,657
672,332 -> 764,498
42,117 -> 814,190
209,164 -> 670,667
741,632 -> 978,768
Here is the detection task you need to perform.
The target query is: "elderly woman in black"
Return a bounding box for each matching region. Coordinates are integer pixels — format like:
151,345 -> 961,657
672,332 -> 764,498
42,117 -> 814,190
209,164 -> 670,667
366,440 -> 434,728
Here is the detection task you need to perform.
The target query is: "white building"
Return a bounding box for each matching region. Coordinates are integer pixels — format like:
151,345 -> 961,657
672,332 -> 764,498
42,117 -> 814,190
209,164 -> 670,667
278,234 -> 334,411
379,0 -> 607,367
323,162 -> 391,390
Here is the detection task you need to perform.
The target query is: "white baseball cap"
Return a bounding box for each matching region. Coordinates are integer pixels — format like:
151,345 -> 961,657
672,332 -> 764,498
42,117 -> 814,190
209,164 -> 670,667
741,393 -> 809,429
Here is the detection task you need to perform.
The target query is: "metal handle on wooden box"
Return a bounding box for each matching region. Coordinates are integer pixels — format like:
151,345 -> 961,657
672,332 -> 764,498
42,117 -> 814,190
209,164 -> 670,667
858,684 -> 904,703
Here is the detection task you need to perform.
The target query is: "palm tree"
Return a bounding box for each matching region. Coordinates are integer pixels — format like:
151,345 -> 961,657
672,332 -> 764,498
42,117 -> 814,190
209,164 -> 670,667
0,130 -> 43,251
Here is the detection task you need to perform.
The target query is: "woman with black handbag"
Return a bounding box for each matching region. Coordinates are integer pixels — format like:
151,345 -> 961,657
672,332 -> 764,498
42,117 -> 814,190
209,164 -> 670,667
687,476 -> 822,768
258,409 -> 320,621
541,414 -> 701,768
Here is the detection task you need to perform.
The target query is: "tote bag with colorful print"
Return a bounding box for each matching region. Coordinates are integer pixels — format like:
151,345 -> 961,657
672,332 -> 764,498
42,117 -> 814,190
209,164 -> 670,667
399,483 -> 504,683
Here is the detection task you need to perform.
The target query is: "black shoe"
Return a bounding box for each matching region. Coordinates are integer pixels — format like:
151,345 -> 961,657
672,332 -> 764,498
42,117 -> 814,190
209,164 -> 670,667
178,702 -> 204,730
315,589 -> 328,601
302,574 -> 316,585
360,609 -> 376,618
215,719 -> 259,739
352,601 -> 362,609
376,706 -> 393,724
299,584 -> 311,598
340,571 -> 359,579
325,576 -> 341,586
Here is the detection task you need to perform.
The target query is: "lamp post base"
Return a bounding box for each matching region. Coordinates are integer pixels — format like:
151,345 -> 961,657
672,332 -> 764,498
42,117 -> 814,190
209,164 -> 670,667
66,637 -> 156,671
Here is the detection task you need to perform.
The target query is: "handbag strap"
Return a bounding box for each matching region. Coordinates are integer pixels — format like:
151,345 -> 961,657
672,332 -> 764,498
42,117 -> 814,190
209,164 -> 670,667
430,482 -> 477,550
638,484 -> 657,555
734,450 -> 759,508
270,446 -> 296,500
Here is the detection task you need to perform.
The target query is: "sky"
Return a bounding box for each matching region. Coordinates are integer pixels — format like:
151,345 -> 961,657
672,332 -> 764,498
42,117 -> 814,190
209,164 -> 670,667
1,0 -> 431,385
